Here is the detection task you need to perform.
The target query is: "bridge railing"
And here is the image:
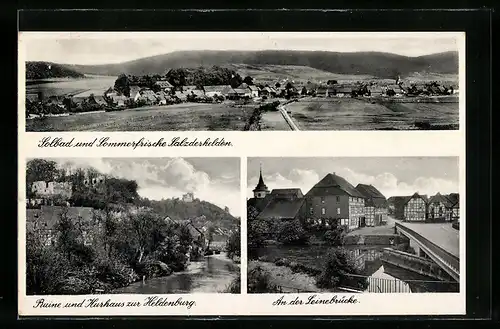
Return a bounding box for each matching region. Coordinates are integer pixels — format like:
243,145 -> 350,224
395,223 -> 459,276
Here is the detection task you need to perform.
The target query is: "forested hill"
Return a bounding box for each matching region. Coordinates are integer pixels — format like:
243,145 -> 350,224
140,198 -> 240,234
62,50 -> 458,78
26,61 -> 85,80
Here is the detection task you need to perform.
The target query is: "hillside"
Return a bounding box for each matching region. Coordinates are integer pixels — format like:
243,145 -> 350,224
26,61 -> 85,80
140,198 -> 240,239
58,50 -> 458,79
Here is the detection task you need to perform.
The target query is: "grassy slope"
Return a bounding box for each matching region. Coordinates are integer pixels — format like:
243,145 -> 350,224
59,50 -> 459,78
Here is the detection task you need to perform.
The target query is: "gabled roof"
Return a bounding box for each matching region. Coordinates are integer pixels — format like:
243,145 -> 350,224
355,184 -> 386,199
270,188 -> 303,199
204,85 -> 232,93
238,83 -> 250,89
306,173 -> 364,198
403,192 -> 428,206
428,192 -> 454,207
26,94 -> 40,102
248,85 -> 259,92
335,87 -> 352,93
156,80 -> 173,88
247,195 -> 273,214
256,198 -> 305,220
130,85 -> 141,98
234,88 -> 250,94
446,193 -> 460,207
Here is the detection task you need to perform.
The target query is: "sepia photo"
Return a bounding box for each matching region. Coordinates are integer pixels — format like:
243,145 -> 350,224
22,32 -> 461,132
247,157 -> 460,294
25,157 -> 241,295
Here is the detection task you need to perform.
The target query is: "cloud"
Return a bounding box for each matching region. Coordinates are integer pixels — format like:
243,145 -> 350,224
247,166 -> 458,199
53,158 -> 241,217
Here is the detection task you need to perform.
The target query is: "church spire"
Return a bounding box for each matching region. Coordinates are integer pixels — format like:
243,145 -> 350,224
253,162 -> 269,198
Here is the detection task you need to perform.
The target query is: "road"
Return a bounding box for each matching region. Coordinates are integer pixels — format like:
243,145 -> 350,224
396,220 -> 459,258
277,105 -> 300,131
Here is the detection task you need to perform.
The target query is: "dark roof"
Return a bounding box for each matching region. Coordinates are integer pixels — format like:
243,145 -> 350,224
247,196 -> 273,214
336,87 -> 352,93
256,198 -> 305,220
446,193 -> 460,207
253,169 -> 269,192
428,192 -> 454,207
355,184 -> 386,199
270,188 -> 303,199
156,80 -> 173,88
306,173 -> 364,198
204,85 -> 232,93
403,192 -> 428,206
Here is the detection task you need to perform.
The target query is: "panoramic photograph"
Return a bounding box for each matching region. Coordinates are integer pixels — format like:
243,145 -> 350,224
25,157 -> 241,295
22,32 -> 460,132
247,157 -> 460,293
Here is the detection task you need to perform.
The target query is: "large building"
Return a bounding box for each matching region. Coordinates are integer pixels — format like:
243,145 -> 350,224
355,184 -> 388,226
304,173 -> 365,230
247,167 -> 306,222
403,193 -> 428,222
427,192 -> 460,222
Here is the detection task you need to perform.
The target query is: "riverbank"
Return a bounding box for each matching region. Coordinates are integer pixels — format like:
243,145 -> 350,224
112,253 -> 239,294
248,260 -> 325,293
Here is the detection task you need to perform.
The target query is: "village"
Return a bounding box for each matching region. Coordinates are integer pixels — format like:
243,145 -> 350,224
25,70 -> 458,119
247,165 -> 460,294
25,159 -> 241,296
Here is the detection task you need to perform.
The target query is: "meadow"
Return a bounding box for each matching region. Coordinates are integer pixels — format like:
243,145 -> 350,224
26,102 -> 254,132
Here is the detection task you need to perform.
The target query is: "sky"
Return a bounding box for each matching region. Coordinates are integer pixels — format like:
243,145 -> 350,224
247,157 -> 459,199
21,32 -> 461,65
47,157 -> 241,217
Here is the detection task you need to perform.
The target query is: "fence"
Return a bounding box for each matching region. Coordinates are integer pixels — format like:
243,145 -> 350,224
342,273 -> 459,293
275,284 -> 317,293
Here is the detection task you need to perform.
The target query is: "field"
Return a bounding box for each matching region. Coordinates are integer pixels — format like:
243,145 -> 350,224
282,97 -> 459,131
26,75 -> 117,97
229,64 -> 375,85
26,102 -> 254,132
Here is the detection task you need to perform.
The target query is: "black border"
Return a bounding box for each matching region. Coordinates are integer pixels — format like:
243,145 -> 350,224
10,8 -> 493,324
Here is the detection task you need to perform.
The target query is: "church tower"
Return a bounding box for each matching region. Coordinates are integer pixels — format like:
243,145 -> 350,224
253,163 -> 270,199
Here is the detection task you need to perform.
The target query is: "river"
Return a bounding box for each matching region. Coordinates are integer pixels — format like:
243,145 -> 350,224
113,253 -> 240,294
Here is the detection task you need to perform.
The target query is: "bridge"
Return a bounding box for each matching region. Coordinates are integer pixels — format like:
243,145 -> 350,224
395,221 -> 459,282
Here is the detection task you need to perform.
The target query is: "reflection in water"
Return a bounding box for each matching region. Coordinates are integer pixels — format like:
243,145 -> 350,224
113,253 -> 239,294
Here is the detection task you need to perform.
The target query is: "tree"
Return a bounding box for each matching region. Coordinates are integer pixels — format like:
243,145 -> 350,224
323,226 -> 345,246
316,248 -> 368,291
126,208 -> 164,264
205,224 -> 216,251
327,80 -> 338,85
277,219 -> 308,245
275,82 -> 281,88
301,87 -> 308,95
243,76 -> 254,85
230,74 -> 243,89
225,227 -> 241,260
114,74 -> 131,97
285,82 -> 294,90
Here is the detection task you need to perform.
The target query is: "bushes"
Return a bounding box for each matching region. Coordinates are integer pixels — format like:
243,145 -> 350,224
225,228 -> 241,260
247,265 -> 279,293
224,276 -> 241,293
323,227 -> 345,246
316,248 -> 368,291
277,220 -> 308,245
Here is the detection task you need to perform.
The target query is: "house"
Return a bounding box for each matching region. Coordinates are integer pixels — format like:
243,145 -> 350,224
186,89 -> 206,99
255,188 -> 306,222
355,184 -> 388,226
427,192 -> 459,221
26,206 -> 96,246
248,85 -> 260,98
155,91 -> 169,105
110,95 -> 127,107
182,192 -> 194,202
369,85 -> 384,97
305,172 -> 365,231
129,85 -> 142,101
446,193 -> 460,221
203,85 -> 233,98
139,88 -> 158,105
31,181 -> 73,200
155,80 -> 173,92
386,84 -> 403,96
93,95 -> 108,107
333,86 -> 352,97
260,86 -> 278,98
104,87 -> 118,98
387,196 -> 410,220
234,85 -> 252,98
403,193 -> 428,221
247,167 -> 306,222
316,86 -> 328,97
174,91 -> 187,101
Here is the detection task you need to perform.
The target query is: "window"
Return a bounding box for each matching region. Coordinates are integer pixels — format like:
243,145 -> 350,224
321,208 -> 326,215
336,196 -> 340,202
337,208 -> 341,215
321,197 -> 325,204
309,207 -> 313,215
